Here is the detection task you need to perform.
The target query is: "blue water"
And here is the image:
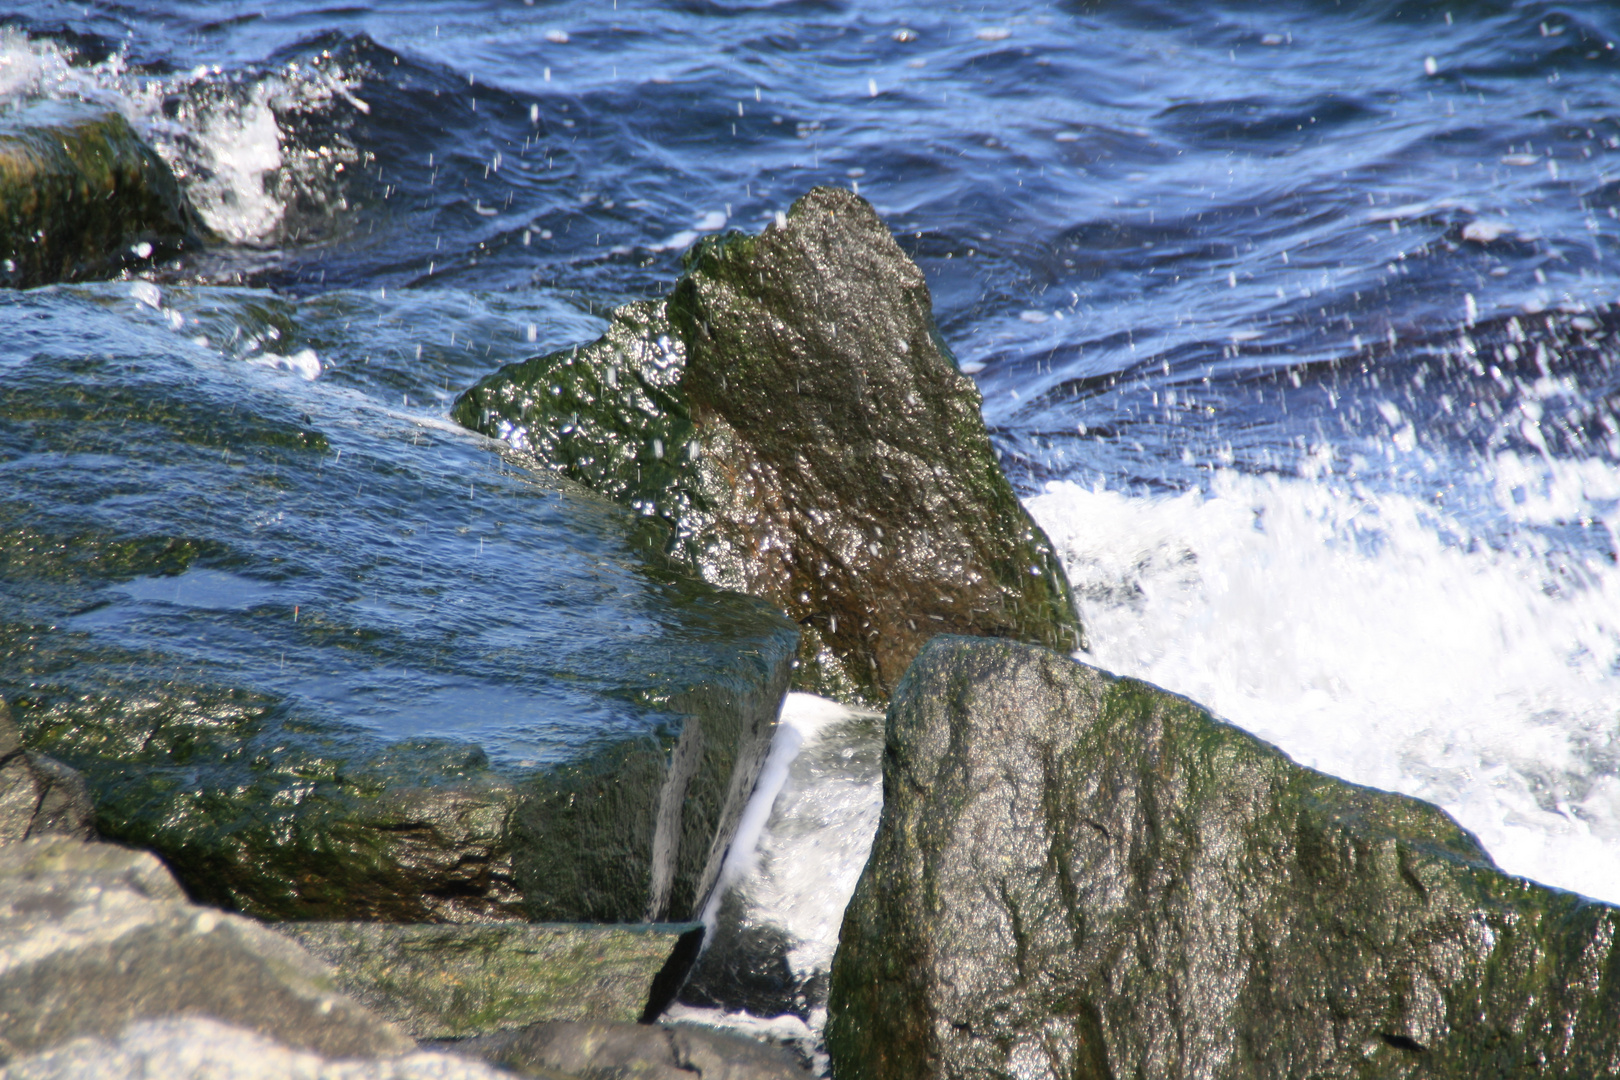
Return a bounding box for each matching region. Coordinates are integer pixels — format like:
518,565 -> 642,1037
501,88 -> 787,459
3,0 -> 1620,925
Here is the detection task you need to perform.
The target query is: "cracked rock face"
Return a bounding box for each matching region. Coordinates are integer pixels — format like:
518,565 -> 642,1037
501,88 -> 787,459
827,637 -> 1620,1080
454,186 -> 1082,706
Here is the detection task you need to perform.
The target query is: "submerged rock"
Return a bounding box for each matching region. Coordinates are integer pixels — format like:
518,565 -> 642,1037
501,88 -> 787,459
454,186 -> 1082,705
457,1019 -> 807,1080
0,104 -> 208,287
280,920 -> 704,1038
827,637 -> 1620,1080
0,836 -> 411,1063
0,308 -> 797,927
25,628 -> 792,925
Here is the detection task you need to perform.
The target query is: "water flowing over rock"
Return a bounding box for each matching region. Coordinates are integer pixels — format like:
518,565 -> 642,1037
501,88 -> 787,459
0,105 -> 208,287
0,836 -> 412,1063
0,308 -> 799,925
827,637 -> 1620,1080
454,186 -> 1083,705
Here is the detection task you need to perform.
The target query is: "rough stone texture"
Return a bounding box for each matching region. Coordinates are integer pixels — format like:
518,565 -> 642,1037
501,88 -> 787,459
454,186 -> 1082,706
0,836 -> 412,1063
0,700 -> 93,845
826,636 -> 1620,1080
279,921 -> 701,1038
458,1019 -> 807,1080
4,1016 -> 520,1080
0,103 -> 208,287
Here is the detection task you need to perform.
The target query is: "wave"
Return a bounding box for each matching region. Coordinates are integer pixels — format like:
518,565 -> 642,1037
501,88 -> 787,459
1027,455 -> 1620,902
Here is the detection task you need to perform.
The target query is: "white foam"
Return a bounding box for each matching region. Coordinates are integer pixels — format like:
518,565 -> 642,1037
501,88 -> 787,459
1025,460 -> 1620,902
0,28 -> 361,244
248,348 -> 322,380
187,81 -> 286,242
701,693 -> 874,934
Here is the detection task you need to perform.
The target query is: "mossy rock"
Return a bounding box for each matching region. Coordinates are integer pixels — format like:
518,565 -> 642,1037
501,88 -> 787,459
0,103 -> 209,287
827,636 -> 1620,1080
455,187 -> 1083,706
278,921 -> 702,1037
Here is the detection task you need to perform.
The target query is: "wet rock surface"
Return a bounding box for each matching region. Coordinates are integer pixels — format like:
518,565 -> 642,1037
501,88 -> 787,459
0,835 -> 412,1064
280,920 -> 703,1038
456,1019 -> 807,1080
0,104 -> 208,287
827,636 -> 1620,1080
454,186 -> 1082,705
0,700 -> 93,844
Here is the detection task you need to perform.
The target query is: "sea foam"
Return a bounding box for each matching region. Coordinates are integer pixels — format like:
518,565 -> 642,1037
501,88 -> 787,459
1026,457 -> 1620,903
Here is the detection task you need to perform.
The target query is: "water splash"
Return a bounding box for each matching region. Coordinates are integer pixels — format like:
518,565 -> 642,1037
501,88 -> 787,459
1026,458 -> 1620,902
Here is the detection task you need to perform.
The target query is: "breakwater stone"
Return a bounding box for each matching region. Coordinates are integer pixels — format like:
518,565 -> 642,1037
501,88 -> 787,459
827,636 -> 1620,1080
0,835 -> 411,1063
279,920 -> 704,1038
0,104 -> 208,287
454,186 -> 1083,705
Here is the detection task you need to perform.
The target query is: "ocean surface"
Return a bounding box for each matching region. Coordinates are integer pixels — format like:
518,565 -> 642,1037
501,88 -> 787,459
4,0 -> 1620,1040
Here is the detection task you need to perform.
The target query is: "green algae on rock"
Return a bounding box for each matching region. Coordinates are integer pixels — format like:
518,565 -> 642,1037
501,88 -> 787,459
827,637 -> 1620,1080
454,187 -> 1083,705
0,295 -> 797,926
0,104 -> 209,287
279,921 -> 701,1038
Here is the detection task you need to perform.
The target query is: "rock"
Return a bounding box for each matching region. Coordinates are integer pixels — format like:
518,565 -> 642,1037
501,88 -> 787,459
278,921 -> 705,1038
20,607 -> 792,926
454,186 -> 1083,705
826,636 -> 1620,1080
0,103 -> 208,287
67,651 -> 790,925
2,307 -> 799,927
458,1019 -> 807,1080
0,700 -> 94,844
3,1016 -> 518,1080
0,835 -> 412,1063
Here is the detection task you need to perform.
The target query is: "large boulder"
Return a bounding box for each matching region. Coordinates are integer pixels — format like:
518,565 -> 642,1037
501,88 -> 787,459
827,637 -> 1620,1080
24,638 -> 792,925
0,836 -> 411,1063
0,104 -> 208,287
454,186 -> 1083,705
279,920 -> 704,1037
